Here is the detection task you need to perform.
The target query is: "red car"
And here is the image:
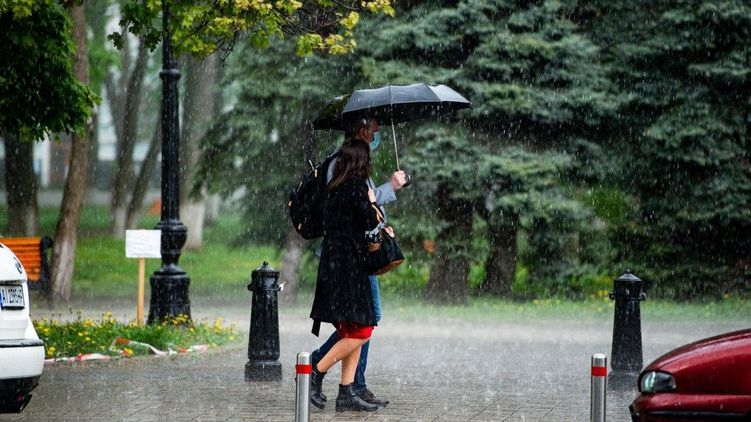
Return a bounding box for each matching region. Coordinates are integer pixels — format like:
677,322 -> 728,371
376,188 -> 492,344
630,328 -> 751,421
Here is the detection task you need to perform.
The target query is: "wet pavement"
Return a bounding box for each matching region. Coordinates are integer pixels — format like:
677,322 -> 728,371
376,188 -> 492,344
2,300 -> 747,422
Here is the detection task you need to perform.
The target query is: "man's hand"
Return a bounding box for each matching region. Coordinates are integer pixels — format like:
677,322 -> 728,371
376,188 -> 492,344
390,170 -> 408,191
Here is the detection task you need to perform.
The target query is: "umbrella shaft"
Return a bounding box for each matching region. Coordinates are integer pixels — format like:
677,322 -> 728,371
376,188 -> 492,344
391,121 -> 399,170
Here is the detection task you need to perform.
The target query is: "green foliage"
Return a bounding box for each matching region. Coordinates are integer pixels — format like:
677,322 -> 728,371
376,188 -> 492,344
84,1 -> 119,93
110,0 -> 394,57
510,264 -> 613,301
186,0 -> 751,301
602,0 -> 751,298
0,0 -> 98,140
357,0 -> 621,300
361,0 -> 618,136
0,0 -> 35,17
381,260 -> 429,296
193,39 -> 358,245
34,311 -> 239,359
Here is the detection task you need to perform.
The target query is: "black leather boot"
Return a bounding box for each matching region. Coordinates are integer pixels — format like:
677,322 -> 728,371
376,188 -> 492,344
335,383 -> 379,412
356,388 -> 390,407
310,356 -> 327,402
310,367 -> 327,409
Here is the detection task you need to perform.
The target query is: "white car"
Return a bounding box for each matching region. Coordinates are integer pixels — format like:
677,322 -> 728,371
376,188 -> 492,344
0,243 -> 44,413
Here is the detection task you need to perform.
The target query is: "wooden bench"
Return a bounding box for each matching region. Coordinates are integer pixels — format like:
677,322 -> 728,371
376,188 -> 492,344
0,236 -> 54,291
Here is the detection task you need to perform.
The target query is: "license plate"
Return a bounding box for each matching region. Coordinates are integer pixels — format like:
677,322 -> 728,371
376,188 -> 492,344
0,285 -> 25,310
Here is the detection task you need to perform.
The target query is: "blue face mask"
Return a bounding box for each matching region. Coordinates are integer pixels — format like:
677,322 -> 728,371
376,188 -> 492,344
370,131 -> 381,151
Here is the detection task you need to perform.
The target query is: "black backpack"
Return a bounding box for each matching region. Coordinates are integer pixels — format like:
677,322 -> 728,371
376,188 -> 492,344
288,152 -> 339,239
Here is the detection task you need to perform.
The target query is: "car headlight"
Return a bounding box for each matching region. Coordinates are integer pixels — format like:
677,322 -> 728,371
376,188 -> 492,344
639,371 -> 676,393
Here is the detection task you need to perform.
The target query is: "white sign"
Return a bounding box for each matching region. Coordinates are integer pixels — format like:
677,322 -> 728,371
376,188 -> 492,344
125,230 -> 161,258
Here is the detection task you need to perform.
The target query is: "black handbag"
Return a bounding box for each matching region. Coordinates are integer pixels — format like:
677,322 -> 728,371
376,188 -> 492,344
365,204 -> 405,275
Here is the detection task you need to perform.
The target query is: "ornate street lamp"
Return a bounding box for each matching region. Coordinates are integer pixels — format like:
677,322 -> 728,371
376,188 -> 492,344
147,1 -> 191,324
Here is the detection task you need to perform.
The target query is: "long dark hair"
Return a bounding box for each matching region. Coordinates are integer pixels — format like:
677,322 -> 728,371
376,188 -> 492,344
329,138 -> 371,190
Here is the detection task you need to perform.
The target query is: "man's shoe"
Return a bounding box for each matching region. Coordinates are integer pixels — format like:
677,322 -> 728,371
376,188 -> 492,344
335,384 -> 379,412
356,388 -> 390,407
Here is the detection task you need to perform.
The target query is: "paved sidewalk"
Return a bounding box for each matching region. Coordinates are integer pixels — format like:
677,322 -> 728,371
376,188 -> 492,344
1,302 -> 746,421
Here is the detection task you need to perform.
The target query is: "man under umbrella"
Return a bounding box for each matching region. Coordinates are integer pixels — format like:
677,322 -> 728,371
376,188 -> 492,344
310,115 -> 408,410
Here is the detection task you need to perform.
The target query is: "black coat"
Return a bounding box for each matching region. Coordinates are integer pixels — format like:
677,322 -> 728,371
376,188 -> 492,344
310,176 -> 380,335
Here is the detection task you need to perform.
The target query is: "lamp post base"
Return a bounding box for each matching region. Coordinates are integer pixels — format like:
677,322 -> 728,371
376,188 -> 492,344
608,370 -> 638,391
147,269 -> 191,324
245,360 -> 283,382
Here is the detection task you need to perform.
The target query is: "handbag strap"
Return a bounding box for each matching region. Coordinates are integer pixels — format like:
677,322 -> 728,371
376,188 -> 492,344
370,202 -> 386,222
365,202 -> 387,238
365,221 -> 387,238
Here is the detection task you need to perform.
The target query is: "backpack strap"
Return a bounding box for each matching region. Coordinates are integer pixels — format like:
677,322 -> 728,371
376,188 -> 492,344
322,149 -> 341,184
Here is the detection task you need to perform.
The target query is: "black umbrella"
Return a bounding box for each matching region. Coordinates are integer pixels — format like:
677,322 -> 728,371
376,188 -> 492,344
313,83 -> 471,169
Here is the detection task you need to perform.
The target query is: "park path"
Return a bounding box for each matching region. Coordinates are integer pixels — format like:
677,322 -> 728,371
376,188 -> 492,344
1,299 -> 746,421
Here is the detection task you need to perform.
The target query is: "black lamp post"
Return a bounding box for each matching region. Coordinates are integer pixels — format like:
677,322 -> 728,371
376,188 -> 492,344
147,1 -> 191,324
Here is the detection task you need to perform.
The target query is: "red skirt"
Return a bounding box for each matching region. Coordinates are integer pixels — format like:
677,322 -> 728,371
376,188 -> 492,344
336,321 -> 374,339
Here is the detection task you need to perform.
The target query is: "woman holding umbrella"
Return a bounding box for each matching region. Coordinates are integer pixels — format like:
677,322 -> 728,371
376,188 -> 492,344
309,135 -> 386,412
310,116 -> 406,410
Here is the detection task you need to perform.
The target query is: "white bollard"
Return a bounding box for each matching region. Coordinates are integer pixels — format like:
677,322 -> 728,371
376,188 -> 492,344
295,352 -> 311,422
590,353 -> 608,422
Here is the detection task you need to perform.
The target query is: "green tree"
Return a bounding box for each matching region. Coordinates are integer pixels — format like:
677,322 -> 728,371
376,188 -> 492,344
360,0 -> 617,301
595,1 -> 751,298
0,0 -> 97,236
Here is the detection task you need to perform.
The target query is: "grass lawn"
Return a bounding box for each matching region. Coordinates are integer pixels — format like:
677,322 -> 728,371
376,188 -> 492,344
26,206 -> 282,302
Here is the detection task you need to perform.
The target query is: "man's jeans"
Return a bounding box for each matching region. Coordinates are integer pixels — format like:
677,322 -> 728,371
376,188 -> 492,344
311,275 -> 381,392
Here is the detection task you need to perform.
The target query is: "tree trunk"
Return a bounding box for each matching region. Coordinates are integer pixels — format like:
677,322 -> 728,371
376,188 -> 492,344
204,194 -> 221,224
477,220 -> 518,297
110,41 -> 148,238
180,54 -> 218,250
84,1 -> 106,190
426,252 -> 470,304
203,61 -> 224,226
3,131 -> 39,236
126,116 -> 161,229
425,185 -> 472,304
49,3 -> 92,303
279,229 -> 304,304
87,112 -> 100,189
103,33 -> 133,171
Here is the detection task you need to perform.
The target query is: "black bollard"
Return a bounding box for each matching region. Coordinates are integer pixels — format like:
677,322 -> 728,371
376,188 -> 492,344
608,270 -> 646,390
245,261 -> 283,381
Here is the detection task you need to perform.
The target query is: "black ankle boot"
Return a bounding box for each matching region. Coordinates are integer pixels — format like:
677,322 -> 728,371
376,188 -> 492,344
335,383 -> 378,412
310,356 -> 327,402
310,367 -> 327,409
356,388 -> 390,407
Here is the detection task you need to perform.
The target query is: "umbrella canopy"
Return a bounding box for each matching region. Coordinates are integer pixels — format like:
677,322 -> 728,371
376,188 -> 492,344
313,83 -> 471,130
